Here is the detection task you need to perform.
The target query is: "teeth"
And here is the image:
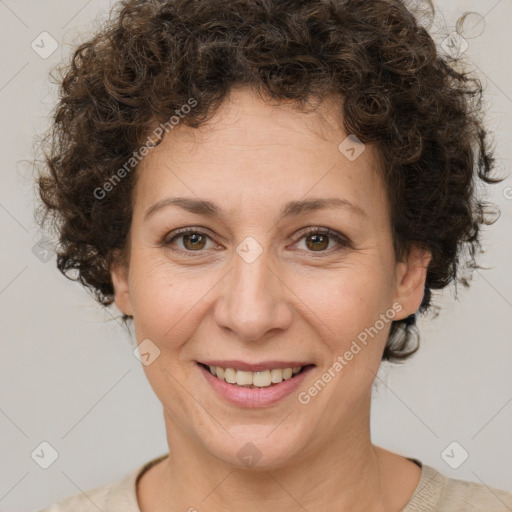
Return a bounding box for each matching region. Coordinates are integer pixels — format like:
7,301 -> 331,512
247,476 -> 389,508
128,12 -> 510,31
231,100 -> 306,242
236,370 -> 253,386
206,364 -> 304,387
253,370 -> 271,387
270,368 -> 283,383
224,367 -> 237,384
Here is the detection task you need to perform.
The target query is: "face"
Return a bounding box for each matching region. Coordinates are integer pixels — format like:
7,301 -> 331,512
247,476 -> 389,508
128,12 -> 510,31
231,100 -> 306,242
111,87 -> 430,469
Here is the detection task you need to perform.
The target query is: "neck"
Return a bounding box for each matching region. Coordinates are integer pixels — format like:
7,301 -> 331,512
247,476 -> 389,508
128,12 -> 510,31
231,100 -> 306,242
138,395 -> 407,512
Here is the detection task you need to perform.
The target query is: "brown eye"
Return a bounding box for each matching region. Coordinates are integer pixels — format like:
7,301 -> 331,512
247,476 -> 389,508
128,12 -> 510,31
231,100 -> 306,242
292,227 -> 350,255
182,232 -> 207,250
164,228 -> 216,254
305,233 -> 329,251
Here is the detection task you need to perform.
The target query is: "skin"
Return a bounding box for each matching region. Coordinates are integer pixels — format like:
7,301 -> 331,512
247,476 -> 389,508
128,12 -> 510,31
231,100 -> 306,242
111,85 -> 431,511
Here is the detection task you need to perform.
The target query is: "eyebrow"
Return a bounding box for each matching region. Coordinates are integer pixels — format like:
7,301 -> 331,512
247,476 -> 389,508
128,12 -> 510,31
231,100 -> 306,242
144,196 -> 367,222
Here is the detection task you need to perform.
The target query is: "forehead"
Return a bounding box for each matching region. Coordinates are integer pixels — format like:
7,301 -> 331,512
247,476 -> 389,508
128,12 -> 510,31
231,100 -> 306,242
134,87 -> 388,224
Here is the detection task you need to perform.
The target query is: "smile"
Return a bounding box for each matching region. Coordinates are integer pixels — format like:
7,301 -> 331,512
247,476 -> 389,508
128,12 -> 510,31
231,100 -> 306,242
200,363 -> 307,388
197,361 -> 315,407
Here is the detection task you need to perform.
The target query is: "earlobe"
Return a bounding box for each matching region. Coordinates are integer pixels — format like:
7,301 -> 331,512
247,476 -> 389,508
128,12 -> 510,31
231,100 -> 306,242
110,257 -> 133,316
393,246 -> 432,321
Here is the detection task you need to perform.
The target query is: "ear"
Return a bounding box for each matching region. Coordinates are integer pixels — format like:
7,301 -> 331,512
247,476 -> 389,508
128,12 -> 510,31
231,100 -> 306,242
110,251 -> 134,316
393,245 -> 432,320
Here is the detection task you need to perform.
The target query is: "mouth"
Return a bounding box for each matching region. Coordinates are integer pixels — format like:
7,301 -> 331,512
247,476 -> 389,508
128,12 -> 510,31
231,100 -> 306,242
197,361 -> 315,389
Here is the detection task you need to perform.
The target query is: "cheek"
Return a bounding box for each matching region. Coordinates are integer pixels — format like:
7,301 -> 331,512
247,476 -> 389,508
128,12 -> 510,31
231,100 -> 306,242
128,241 -> 395,358
128,253 -> 214,349
128,259 -> 203,400
292,267 -> 392,340
311,278 -> 393,390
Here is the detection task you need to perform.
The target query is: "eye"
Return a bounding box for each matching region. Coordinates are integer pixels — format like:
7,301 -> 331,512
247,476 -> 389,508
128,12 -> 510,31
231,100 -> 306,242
163,228 -> 217,255
162,226 -> 351,257
290,227 -> 351,255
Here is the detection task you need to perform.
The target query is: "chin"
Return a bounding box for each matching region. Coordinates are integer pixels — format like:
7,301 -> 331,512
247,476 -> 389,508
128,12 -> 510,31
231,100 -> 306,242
197,422 -> 315,471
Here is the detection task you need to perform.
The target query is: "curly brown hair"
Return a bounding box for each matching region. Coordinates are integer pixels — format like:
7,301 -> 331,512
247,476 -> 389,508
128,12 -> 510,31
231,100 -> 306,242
36,0 -> 502,361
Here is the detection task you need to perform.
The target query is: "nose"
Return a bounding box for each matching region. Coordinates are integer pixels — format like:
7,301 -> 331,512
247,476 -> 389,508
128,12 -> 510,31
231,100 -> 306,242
213,242 -> 293,343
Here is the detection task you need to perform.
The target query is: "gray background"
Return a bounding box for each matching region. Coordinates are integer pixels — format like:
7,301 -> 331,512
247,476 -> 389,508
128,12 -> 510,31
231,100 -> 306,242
0,1 -> 511,510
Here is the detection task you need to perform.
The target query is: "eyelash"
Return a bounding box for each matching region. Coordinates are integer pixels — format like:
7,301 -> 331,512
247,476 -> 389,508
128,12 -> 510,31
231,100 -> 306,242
162,226 -> 351,257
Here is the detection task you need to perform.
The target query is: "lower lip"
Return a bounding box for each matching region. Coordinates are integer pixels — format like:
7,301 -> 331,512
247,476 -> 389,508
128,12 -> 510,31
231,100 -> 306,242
198,364 -> 314,408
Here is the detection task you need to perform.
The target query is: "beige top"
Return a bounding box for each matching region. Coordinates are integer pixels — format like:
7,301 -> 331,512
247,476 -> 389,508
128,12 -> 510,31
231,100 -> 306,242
38,453 -> 512,511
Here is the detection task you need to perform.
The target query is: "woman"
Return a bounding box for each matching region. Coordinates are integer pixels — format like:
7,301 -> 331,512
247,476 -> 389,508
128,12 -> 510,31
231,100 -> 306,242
36,0 -> 512,510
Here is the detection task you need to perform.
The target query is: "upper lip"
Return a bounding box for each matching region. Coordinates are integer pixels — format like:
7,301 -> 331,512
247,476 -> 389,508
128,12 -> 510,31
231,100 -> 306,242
198,360 -> 314,372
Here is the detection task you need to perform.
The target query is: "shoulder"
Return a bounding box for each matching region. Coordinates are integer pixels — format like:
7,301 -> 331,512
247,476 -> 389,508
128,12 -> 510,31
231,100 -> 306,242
37,479 -> 116,511
37,454 -> 169,512
405,463 -> 512,511
439,472 -> 512,511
